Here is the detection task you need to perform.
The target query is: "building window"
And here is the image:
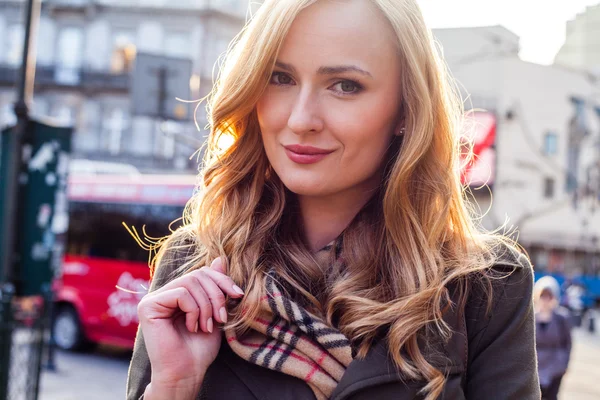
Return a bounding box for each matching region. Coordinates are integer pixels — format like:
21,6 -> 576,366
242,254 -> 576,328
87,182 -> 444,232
102,108 -> 129,155
544,132 -> 558,155
6,25 -> 24,66
153,120 -> 176,159
544,177 -> 555,199
56,27 -> 84,84
75,101 -> 101,153
111,31 -> 137,73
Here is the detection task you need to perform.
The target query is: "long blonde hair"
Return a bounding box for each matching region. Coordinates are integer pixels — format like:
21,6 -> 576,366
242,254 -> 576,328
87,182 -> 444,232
154,0 -> 513,398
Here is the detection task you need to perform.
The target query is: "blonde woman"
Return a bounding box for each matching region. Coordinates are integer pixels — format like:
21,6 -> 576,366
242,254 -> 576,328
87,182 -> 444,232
127,0 -> 540,399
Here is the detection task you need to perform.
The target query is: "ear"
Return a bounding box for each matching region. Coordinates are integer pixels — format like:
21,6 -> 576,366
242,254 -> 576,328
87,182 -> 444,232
394,118 -> 406,136
394,108 -> 406,136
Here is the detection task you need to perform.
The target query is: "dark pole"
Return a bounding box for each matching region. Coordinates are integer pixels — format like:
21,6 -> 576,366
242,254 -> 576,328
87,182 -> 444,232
0,284 -> 15,400
157,67 -> 167,118
2,3 -> 60,398
16,0 -> 40,115
0,2 -> 41,395
153,67 -> 167,160
0,0 -> 41,285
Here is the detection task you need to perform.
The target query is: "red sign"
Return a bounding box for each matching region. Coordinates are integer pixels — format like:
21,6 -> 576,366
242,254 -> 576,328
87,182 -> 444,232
460,111 -> 497,187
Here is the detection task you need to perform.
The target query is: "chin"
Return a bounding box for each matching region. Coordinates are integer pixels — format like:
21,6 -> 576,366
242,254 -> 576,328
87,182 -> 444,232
277,174 -> 334,198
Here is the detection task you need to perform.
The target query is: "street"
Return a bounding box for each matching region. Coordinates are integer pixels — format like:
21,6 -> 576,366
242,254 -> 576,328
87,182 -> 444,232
560,329 -> 600,400
39,346 -> 131,400
37,328 -> 600,399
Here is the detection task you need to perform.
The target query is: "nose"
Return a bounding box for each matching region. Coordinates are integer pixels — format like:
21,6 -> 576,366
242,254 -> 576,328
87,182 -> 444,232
287,90 -> 324,135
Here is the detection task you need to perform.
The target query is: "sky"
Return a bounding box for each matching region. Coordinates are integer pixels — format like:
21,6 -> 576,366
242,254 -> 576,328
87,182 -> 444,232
418,0 -> 600,65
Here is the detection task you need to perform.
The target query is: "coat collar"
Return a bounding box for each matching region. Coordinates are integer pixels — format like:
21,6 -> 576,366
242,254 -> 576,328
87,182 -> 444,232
221,297 -> 467,400
330,296 -> 468,399
330,339 -> 401,400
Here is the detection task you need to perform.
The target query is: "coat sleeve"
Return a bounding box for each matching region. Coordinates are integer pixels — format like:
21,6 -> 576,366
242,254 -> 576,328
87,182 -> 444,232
126,235 -> 196,400
465,251 -> 541,400
556,311 -> 572,376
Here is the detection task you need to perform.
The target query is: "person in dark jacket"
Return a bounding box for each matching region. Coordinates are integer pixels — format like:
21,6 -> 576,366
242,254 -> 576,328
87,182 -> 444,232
535,276 -> 572,400
127,1 -> 540,399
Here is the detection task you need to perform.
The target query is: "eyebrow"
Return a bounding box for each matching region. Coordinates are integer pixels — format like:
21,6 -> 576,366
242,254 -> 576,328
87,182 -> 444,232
275,61 -> 373,78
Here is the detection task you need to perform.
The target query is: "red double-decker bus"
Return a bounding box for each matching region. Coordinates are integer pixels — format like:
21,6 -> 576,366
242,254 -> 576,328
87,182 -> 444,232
52,172 -> 196,351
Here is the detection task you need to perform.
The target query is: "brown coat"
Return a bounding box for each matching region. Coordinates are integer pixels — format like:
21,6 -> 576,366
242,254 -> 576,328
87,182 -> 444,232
127,245 -> 541,400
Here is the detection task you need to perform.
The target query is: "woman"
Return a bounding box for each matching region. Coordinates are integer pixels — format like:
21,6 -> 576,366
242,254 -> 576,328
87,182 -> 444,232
127,0 -> 540,399
535,277 -> 572,400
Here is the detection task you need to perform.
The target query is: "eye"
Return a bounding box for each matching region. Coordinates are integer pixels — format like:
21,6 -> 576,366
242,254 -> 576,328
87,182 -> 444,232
270,72 -> 294,86
331,80 -> 363,95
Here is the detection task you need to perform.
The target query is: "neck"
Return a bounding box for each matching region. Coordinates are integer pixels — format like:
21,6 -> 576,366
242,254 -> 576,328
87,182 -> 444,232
298,187 -> 377,252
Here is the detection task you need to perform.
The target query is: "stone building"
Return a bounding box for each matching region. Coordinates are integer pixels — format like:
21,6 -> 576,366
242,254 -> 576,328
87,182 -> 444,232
554,3 -> 600,76
0,0 -> 250,172
435,26 -> 600,276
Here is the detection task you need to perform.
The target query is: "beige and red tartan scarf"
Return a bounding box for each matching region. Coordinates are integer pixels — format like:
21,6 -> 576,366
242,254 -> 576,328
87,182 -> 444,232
224,246 -> 353,400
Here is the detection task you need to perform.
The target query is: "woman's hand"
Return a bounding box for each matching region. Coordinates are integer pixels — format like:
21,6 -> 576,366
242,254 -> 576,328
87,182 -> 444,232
137,257 -> 244,397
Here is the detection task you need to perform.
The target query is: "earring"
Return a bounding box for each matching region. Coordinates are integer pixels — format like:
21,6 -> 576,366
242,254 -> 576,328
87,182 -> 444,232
397,127 -> 406,136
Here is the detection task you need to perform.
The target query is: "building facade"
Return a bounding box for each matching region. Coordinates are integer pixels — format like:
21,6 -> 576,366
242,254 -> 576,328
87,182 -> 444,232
0,0 -> 250,172
554,3 -> 600,76
435,26 -> 600,277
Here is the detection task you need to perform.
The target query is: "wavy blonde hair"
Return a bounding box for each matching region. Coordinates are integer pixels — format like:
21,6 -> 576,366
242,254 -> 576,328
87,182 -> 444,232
153,0 -> 514,398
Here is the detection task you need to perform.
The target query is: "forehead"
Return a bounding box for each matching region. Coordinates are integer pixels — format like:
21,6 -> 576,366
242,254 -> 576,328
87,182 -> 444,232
278,0 -> 399,70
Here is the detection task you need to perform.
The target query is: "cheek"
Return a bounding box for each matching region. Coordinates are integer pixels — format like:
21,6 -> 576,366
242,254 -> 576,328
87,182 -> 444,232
256,91 -> 290,136
331,101 -> 396,159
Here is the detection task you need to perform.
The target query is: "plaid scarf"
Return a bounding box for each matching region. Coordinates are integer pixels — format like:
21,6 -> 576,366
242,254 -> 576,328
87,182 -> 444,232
224,246 -> 353,400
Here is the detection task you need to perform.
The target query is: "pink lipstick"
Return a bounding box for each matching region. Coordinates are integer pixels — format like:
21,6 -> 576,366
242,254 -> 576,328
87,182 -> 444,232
283,144 -> 334,164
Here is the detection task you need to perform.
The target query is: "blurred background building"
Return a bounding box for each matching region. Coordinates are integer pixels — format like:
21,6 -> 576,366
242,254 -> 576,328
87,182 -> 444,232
555,3 -> 600,76
0,0 -> 598,278
1,1 -> 598,276
0,0 -> 250,173
434,26 -> 600,277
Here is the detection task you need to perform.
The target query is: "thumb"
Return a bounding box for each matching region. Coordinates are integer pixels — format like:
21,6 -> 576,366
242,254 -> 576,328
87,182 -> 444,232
210,256 -> 227,274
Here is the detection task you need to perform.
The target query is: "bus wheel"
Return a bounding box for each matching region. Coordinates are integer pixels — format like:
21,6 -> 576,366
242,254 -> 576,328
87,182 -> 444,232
52,305 -> 92,351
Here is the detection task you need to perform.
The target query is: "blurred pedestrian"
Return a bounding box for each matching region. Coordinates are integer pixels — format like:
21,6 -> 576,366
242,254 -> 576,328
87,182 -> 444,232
535,276 -> 572,400
564,280 -> 587,327
127,0 -> 540,399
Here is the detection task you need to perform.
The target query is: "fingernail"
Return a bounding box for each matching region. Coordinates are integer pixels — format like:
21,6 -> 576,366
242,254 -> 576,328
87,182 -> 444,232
194,321 -> 199,333
233,285 -> 245,295
210,257 -> 222,269
219,307 -> 228,323
207,318 -> 213,333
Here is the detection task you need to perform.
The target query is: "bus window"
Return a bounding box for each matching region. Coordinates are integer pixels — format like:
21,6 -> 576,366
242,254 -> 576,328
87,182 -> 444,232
66,202 -> 185,263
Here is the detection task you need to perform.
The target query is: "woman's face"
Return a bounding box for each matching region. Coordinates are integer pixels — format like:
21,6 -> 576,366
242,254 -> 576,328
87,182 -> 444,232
538,290 -> 557,313
256,0 -> 403,199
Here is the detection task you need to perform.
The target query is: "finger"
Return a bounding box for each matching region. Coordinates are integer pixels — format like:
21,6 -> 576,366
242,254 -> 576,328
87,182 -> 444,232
151,258 -> 227,294
146,273 -> 216,333
151,273 -> 191,294
195,270 -> 228,323
198,266 -> 245,298
209,258 -> 244,297
210,257 -> 226,274
180,276 -> 214,333
139,287 -> 200,333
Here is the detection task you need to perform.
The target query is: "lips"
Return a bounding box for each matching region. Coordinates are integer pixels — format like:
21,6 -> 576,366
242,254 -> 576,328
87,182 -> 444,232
283,144 -> 334,165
